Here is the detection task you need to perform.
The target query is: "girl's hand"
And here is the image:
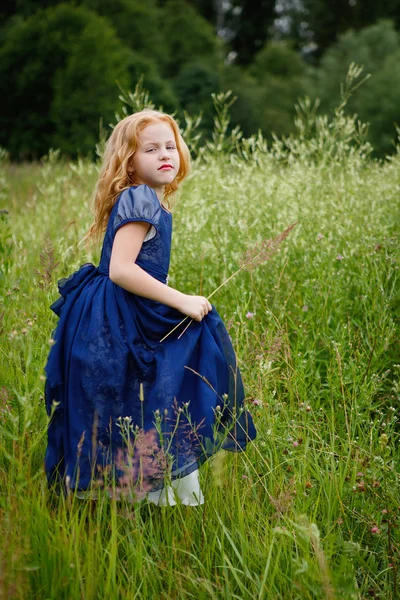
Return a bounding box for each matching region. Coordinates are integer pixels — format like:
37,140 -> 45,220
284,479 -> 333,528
179,295 -> 212,321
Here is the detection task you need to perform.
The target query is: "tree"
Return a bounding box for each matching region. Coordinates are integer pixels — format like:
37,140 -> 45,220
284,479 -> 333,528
187,0 -> 277,65
0,3 -> 132,157
83,0 -> 167,70
158,0 -> 221,78
223,0 -> 277,65
220,42 -> 310,142
277,0 -> 400,59
172,62 -> 221,133
315,20 -> 400,155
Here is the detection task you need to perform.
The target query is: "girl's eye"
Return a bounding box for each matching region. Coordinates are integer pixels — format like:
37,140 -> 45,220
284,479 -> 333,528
146,146 -> 176,152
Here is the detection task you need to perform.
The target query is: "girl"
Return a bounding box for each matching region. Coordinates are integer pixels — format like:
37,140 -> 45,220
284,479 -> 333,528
44,109 -> 257,506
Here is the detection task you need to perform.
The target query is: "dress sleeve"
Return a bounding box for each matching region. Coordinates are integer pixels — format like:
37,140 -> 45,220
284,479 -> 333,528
113,185 -> 162,241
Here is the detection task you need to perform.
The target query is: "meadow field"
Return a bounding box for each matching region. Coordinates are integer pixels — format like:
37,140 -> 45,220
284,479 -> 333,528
0,93 -> 399,599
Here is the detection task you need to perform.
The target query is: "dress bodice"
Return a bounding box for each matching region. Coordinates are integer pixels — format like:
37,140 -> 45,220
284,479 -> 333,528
98,185 -> 172,283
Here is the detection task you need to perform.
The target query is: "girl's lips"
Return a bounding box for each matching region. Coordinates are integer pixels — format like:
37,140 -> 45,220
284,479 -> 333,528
158,165 -> 173,170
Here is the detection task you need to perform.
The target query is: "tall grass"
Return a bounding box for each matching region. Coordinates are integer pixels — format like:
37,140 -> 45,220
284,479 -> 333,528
0,73 -> 399,598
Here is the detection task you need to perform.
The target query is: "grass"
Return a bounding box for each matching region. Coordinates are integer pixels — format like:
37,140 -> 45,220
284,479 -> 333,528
0,92 -> 399,599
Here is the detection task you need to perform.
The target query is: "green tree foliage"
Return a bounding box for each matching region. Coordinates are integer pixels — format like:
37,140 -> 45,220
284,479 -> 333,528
221,65 -> 266,137
223,0 -> 277,65
126,52 -> 178,114
224,42 -> 309,139
83,0 -> 167,69
1,0 -> 62,23
159,0 -> 221,77
188,0 -> 277,65
82,0 -> 178,114
315,20 -> 400,155
172,62 -> 221,133
278,0 -> 400,59
250,40 -> 307,79
0,3 -> 131,158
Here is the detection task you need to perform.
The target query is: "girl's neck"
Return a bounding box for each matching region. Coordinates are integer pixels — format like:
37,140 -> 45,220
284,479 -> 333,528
152,185 -> 165,203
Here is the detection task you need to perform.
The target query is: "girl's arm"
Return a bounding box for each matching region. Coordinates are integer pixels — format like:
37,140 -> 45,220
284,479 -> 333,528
109,221 -> 212,322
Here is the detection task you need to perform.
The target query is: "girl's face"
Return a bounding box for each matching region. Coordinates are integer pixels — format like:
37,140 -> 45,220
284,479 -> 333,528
129,121 -> 180,197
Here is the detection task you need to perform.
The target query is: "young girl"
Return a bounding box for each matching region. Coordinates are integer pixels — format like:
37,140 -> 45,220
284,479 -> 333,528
44,109 -> 257,506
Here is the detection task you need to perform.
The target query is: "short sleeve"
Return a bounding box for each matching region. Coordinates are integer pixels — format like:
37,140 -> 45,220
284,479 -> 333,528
113,185 -> 162,241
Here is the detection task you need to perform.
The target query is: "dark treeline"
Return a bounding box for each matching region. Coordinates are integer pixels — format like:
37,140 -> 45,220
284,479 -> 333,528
1,0 -> 400,158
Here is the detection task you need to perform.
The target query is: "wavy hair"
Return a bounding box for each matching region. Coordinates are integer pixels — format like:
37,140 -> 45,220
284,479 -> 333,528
82,109 -> 191,244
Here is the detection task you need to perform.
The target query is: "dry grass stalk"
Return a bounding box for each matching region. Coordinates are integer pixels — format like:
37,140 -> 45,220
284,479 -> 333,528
34,234 -> 60,289
160,221 -> 298,343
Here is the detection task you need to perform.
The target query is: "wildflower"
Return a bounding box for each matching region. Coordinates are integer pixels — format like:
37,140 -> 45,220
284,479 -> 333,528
292,441 -> 299,447
215,405 -> 221,412
246,311 -> 254,319
306,405 -> 311,412
302,305 -> 309,311
305,481 -> 312,489
336,254 -> 344,261
252,398 -> 262,406
371,526 -> 380,534
372,480 -> 380,488
114,427 -> 170,501
242,474 -> 248,479
48,338 -> 55,346
316,233 -> 324,242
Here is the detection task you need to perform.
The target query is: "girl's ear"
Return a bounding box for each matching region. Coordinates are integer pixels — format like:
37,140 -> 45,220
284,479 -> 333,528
127,157 -> 135,174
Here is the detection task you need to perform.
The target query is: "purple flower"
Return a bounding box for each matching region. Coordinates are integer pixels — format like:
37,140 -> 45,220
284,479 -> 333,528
246,311 -> 254,319
336,254 -> 344,261
252,399 -> 262,406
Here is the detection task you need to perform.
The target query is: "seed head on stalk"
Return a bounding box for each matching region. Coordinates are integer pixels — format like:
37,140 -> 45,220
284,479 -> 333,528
160,221 -> 298,343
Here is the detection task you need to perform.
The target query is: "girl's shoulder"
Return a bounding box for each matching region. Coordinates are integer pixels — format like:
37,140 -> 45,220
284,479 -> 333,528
112,185 -> 163,236
116,185 -> 161,208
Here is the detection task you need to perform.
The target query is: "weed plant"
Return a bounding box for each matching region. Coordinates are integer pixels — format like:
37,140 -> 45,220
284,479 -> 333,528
0,71 -> 399,599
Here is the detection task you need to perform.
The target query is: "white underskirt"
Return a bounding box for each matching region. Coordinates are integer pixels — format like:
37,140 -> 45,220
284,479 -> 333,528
74,468 -> 204,506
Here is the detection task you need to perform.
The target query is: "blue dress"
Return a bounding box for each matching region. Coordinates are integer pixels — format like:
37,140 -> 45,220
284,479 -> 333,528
44,184 -> 257,497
